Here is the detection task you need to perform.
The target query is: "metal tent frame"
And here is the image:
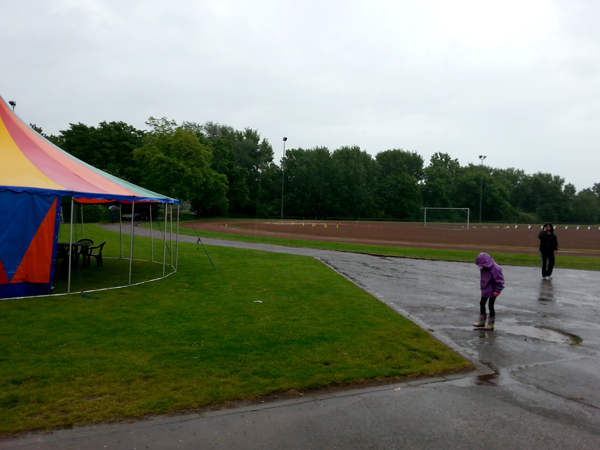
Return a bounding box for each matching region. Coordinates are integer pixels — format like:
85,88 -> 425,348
61,199 -> 180,296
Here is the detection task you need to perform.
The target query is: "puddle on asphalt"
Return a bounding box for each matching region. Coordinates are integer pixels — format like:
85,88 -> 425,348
474,361 -> 501,387
495,324 -> 574,344
475,372 -> 499,386
456,324 -> 578,344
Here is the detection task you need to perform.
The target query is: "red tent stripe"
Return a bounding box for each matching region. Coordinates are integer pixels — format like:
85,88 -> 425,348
0,258 -> 9,285
19,120 -> 141,196
3,112 -> 125,194
11,198 -> 58,284
1,94 -> 177,203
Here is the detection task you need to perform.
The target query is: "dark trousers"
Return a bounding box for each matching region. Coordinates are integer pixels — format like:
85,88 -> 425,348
480,296 -> 496,316
540,250 -> 555,277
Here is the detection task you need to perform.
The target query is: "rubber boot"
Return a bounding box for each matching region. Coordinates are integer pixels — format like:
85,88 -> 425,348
484,316 -> 495,330
473,314 -> 487,327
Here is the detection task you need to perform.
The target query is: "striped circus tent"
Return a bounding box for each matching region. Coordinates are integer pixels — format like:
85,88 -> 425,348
0,94 -> 179,299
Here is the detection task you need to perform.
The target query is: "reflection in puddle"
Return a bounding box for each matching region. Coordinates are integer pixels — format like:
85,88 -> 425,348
501,324 -> 573,344
475,372 -> 499,386
538,280 -> 554,303
476,361 -> 499,386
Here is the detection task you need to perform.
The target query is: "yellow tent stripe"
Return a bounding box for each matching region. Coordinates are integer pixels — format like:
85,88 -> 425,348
0,116 -> 63,190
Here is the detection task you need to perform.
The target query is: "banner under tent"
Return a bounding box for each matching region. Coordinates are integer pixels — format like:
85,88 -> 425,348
0,94 -> 180,300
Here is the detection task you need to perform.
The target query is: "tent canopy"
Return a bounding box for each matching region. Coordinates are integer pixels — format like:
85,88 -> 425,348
0,95 -> 177,204
0,94 -> 178,299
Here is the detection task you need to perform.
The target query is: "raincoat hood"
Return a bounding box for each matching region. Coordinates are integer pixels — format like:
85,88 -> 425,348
476,252 -> 495,269
476,252 -> 505,296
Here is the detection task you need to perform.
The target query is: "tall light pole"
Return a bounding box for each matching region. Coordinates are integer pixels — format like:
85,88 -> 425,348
280,137 -> 288,220
479,155 -> 486,223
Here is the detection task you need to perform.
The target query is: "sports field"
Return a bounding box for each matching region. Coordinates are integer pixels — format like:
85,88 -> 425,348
184,220 -> 600,257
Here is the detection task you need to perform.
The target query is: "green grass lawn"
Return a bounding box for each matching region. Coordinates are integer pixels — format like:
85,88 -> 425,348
0,224 -> 472,435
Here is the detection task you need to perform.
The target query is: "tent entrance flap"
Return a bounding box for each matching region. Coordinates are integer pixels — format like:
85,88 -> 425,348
0,191 -> 61,299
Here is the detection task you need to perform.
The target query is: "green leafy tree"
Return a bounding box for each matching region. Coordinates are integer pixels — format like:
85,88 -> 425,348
422,152 -> 461,208
134,118 -> 228,215
331,146 -> 378,218
53,121 -> 145,180
377,171 -> 422,219
569,189 -> 600,224
512,172 -> 570,222
375,150 -> 424,219
280,147 -> 340,218
207,137 -> 250,214
200,122 -> 274,215
453,165 -> 515,222
183,122 -> 250,214
376,149 -> 425,182
255,162 -> 283,217
564,183 -> 576,197
494,168 -> 526,199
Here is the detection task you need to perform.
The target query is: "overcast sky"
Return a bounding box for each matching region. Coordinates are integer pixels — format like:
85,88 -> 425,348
2,0 -> 599,191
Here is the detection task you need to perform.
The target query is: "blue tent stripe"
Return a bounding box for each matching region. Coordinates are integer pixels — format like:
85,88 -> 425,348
0,191 -> 56,281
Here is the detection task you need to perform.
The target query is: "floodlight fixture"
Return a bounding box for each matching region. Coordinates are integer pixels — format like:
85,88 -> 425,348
8,101 -> 16,111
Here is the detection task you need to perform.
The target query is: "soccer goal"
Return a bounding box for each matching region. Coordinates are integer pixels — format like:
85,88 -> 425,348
421,207 -> 470,230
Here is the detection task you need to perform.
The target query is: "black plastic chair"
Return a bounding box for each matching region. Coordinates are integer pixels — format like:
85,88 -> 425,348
76,239 -> 93,266
55,244 -> 70,278
88,242 -> 106,267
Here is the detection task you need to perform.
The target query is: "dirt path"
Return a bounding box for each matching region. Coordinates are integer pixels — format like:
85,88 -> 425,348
185,220 -> 600,257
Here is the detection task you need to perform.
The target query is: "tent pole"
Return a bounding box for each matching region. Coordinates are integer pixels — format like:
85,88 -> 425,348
129,200 -> 135,286
175,204 -> 180,270
150,204 -> 154,262
81,204 -> 84,238
119,204 -> 123,258
67,197 -> 74,294
162,204 -> 167,277
169,204 -> 173,268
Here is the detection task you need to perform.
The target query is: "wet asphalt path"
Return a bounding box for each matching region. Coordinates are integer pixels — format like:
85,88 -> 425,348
3,224 -> 600,449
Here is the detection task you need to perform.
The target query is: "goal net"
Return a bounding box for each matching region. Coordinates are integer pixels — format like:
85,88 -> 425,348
421,208 -> 470,230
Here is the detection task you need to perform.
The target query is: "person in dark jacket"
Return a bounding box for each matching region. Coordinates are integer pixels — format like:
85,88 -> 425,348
473,252 -> 505,330
539,222 -> 558,280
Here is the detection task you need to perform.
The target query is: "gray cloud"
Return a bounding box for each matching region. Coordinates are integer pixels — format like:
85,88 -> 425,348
2,0 -> 599,190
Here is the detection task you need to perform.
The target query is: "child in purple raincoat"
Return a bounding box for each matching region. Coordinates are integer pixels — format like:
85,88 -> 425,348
473,252 -> 505,330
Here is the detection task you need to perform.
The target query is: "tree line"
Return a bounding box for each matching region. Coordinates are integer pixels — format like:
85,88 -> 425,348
32,119 -> 600,224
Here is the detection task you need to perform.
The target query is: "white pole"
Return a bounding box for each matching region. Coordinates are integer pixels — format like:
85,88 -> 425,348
175,203 -> 180,270
169,204 -> 173,268
280,137 -> 287,219
80,205 -> 84,239
162,204 -> 167,277
467,208 -> 470,230
67,197 -> 74,294
479,155 -> 486,223
128,200 -> 135,286
119,205 -> 123,259
150,204 -> 154,262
